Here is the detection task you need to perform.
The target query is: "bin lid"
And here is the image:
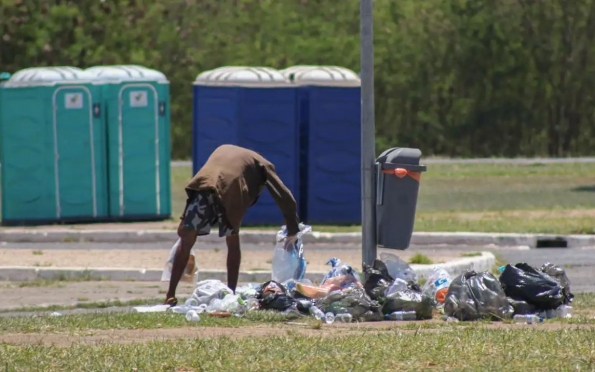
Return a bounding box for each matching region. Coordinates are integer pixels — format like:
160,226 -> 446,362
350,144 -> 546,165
85,65 -> 168,83
194,66 -> 290,86
2,66 -> 97,87
376,147 -> 427,172
281,65 -> 360,87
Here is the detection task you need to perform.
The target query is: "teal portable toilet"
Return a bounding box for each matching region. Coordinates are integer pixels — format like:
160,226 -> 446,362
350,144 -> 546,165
85,65 -> 171,220
0,67 -> 109,225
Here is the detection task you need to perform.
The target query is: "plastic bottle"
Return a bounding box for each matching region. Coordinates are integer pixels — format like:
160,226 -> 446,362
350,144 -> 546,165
186,310 -> 200,322
309,306 -> 326,321
513,314 -> 539,324
385,311 -> 417,321
336,313 -> 353,323
185,297 -> 199,307
325,312 -> 335,324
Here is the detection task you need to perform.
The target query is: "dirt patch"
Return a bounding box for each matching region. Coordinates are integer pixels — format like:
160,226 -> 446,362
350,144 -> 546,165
2,321 -> 593,347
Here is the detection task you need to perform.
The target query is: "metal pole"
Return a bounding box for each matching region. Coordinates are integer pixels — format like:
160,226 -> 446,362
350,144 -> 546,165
360,0 -> 377,268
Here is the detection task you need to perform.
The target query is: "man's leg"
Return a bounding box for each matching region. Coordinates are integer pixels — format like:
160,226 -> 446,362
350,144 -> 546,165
165,224 -> 198,303
226,234 -> 241,292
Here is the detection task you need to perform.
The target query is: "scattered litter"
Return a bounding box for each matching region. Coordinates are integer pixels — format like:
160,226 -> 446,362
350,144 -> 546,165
444,271 -> 513,321
186,310 -> 200,322
133,305 -> 170,313
271,224 -> 310,283
513,314 -> 541,324
385,311 -> 416,321
422,268 -> 453,305
49,312 -> 62,317
148,248 -> 581,327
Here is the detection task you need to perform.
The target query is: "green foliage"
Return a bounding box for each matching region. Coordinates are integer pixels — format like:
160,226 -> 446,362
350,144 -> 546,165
2,0 -> 595,158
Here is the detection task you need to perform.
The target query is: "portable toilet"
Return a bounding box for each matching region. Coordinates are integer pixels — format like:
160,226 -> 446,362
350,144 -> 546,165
0,66 -> 109,225
282,65 -> 361,224
193,66 -> 300,225
85,65 -> 171,220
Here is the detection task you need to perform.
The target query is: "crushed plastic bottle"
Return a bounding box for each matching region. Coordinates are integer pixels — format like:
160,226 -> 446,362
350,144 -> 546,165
309,306 -> 326,321
336,313 -> 353,323
186,310 -> 200,322
513,314 -> 539,324
321,258 -> 361,285
385,311 -> 417,321
185,297 -> 199,307
540,305 -> 573,319
325,312 -> 335,324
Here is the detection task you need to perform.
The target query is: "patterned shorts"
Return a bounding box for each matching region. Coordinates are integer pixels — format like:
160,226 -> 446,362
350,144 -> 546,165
180,191 -> 235,237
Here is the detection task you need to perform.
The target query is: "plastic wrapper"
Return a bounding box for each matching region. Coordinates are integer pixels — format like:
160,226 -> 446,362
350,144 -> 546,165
161,238 -> 198,284
256,280 -> 296,311
296,275 -> 363,299
191,279 -> 232,306
385,278 -> 409,297
235,283 -> 260,300
422,268 -> 453,305
499,262 -> 571,310
445,271 -> 513,321
382,289 -> 435,320
271,224 -> 310,283
316,287 -> 382,320
321,258 -> 362,285
379,252 -> 418,284
363,259 -> 395,301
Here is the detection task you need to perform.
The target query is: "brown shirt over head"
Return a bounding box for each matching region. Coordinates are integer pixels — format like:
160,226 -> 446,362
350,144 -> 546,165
185,144 -> 300,236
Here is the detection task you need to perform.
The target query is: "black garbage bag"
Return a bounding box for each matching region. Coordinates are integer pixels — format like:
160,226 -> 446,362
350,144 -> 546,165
316,287 -> 383,320
540,262 -> 574,303
499,263 -> 571,310
382,289 -> 435,320
445,270 -> 513,321
507,297 -> 536,315
256,280 -> 296,311
363,259 -> 394,302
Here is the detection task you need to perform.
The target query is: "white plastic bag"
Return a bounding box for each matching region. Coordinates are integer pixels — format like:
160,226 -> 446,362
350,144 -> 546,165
385,278 -> 410,297
271,224 -> 311,283
379,252 -> 418,284
161,238 -> 198,284
192,279 -> 232,306
422,267 -> 453,305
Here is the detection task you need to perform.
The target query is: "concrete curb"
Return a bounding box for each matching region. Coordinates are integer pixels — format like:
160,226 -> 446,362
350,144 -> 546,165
0,229 -> 593,248
0,252 -> 495,283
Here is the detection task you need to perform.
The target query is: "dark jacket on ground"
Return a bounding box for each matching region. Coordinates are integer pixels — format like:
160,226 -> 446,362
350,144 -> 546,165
185,144 -> 300,236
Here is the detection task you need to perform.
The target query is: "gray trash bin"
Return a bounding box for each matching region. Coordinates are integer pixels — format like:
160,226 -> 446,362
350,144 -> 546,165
375,147 -> 427,249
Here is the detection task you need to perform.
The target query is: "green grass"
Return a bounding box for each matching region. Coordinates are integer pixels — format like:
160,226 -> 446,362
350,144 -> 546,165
408,253 -> 433,264
0,298 -> 163,314
15,272 -> 107,288
2,326 -> 595,371
460,252 -> 482,257
0,310 -> 292,334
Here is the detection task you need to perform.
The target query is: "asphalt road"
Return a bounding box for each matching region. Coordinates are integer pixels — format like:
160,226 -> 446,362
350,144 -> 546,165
2,241 -> 593,293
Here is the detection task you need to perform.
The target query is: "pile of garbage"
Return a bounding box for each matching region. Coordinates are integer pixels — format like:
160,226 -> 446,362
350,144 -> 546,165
139,225 -> 575,325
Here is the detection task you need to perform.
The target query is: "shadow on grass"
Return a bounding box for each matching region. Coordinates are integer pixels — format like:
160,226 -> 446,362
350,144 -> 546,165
571,185 -> 595,192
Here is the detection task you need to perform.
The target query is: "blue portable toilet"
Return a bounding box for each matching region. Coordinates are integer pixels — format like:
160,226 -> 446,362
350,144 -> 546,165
84,65 -> 172,221
193,66 -> 300,225
281,66 -> 361,224
0,67 -> 109,225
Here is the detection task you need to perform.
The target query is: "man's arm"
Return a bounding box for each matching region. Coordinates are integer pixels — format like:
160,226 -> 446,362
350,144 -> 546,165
263,163 -> 300,236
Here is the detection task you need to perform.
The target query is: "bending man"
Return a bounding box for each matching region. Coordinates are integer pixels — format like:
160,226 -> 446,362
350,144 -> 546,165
164,144 -> 300,306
